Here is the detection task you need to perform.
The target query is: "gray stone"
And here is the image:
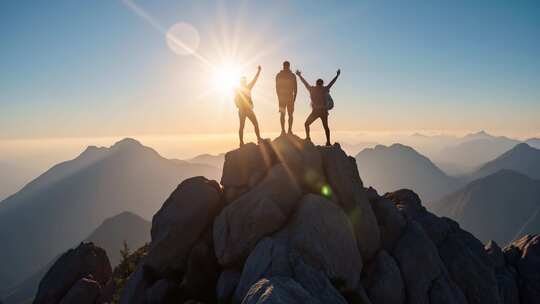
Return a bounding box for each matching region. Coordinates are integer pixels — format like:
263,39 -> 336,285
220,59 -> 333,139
362,250 -> 405,304
217,270 -> 241,304
145,279 -> 181,304
289,194 -> 363,290
221,142 -> 275,188
319,144 -> 381,261
214,164 -> 302,266
59,277 -> 101,304
146,177 -> 222,276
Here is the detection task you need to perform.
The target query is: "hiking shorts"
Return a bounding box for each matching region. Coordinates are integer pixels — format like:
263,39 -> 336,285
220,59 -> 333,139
278,95 -> 294,114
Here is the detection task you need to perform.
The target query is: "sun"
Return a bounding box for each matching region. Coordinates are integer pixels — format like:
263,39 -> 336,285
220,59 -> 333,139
212,64 -> 242,97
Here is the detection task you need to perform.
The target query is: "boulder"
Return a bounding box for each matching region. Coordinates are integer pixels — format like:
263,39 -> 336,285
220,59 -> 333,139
289,194 -> 363,290
241,277 -> 321,304
214,164 -> 302,266
216,270 -> 241,304
146,176 -> 223,276
368,195 -> 406,251
180,233 -> 219,302
270,134 -> 325,192
391,221 -> 445,304
494,266 -> 520,304
119,264 -> 152,304
319,144 -> 381,261
59,277 -> 101,304
292,256 -> 348,304
362,250 -> 405,304
34,242 -> 112,304
145,279 -> 182,304
234,235 -> 292,302
428,276 -> 467,304
221,142 -> 275,189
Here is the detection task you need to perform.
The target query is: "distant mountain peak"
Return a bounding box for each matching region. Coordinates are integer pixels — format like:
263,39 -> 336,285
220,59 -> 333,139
111,138 -> 144,150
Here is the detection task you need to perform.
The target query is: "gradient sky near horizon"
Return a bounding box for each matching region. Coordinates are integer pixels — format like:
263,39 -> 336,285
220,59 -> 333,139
1,0 -> 539,140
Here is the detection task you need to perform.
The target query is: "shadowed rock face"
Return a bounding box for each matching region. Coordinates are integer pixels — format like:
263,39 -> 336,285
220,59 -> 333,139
33,135 -> 540,304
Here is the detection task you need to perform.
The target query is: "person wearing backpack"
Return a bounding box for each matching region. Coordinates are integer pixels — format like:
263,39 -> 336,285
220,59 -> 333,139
295,69 -> 340,146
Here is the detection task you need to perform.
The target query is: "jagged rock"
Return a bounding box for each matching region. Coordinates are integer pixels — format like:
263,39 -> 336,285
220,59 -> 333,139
59,276 -> 101,304
486,240 -> 506,269
437,227 -> 501,304
217,270 -> 241,304
242,277 -> 321,304
221,142 -> 275,189
270,134 -> 325,192
34,242 -> 112,304
386,189 -> 456,245
97,278 -> 115,304
368,194 -> 406,251
289,194 -> 363,290
234,235 -> 292,302
292,256 -> 348,304
214,164 -> 302,266
145,278 -> 182,304
319,144 -> 381,261
392,221 -> 447,304
146,176 -> 223,276
362,250 -> 405,304
509,235 -> 540,303
180,232 -> 219,302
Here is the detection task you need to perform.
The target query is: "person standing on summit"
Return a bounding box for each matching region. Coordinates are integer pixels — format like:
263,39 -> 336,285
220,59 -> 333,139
296,69 -> 340,146
275,61 -> 297,135
235,65 -> 263,147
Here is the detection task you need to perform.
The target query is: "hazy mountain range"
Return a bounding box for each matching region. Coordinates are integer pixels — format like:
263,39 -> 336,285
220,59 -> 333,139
0,138 -> 220,294
0,162 -> 35,201
431,170 -> 540,245
355,144 -> 462,202
2,211 -> 151,304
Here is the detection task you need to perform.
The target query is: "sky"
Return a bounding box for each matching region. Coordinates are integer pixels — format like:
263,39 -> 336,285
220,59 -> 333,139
1,0 -> 540,143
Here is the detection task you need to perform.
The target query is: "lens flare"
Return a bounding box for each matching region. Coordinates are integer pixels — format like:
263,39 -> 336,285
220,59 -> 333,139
321,185 -> 332,198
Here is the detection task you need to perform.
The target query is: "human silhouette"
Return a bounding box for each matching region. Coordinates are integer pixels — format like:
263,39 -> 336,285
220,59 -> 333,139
235,65 -> 263,147
296,69 -> 340,146
275,61 -> 297,135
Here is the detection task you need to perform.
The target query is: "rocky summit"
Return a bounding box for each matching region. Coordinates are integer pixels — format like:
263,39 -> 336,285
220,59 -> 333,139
33,134 -> 540,304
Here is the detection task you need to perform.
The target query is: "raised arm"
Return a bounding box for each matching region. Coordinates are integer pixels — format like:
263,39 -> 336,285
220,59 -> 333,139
295,70 -> 311,90
326,69 -> 340,89
248,66 -> 261,89
292,74 -> 298,101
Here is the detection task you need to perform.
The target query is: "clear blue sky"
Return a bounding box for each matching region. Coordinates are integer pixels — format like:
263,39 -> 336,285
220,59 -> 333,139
1,0 -> 539,139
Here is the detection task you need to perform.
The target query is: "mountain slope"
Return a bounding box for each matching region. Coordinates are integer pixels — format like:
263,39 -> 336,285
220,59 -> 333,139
525,138 -> 540,149
187,153 -> 225,169
431,169 -> 540,245
355,144 -> 461,202
0,138 -> 219,291
472,143 -> 540,180
0,162 -> 34,201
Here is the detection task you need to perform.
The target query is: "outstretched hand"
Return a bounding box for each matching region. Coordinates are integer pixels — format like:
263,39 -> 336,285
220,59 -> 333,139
337,69 -> 341,76
257,65 -> 262,71
295,70 -> 302,76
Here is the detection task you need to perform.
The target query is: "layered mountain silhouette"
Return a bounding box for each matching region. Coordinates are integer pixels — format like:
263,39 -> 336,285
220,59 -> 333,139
431,170 -> 540,245
471,143 -> 540,180
0,138 -> 220,293
436,130 -> 521,169
2,211 -> 151,304
525,137 -> 540,149
355,144 -> 461,202
0,162 -> 34,201
187,153 -> 226,170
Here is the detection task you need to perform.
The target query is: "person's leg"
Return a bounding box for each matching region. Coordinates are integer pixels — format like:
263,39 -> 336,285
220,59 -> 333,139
287,101 -> 294,134
321,112 -> 331,146
304,110 -> 318,141
245,109 -> 262,141
280,111 -> 286,135
238,110 -> 247,146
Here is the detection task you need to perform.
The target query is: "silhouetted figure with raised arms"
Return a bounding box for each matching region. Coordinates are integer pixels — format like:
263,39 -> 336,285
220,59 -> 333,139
275,61 -> 297,135
296,69 -> 340,146
235,65 -> 263,147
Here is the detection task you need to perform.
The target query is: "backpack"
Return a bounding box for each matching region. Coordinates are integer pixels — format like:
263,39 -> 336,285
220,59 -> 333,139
325,92 -> 334,110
